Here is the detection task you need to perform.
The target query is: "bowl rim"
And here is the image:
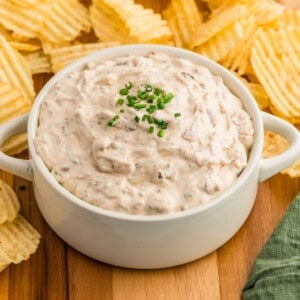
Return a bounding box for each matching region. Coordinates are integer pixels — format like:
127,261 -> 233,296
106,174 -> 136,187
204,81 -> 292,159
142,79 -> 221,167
28,44 -> 263,222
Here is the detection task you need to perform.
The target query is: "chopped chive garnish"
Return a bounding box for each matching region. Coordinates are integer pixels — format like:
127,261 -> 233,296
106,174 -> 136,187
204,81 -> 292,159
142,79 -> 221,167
117,98 -> 124,105
154,118 -> 162,126
146,105 -> 156,114
149,94 -> 155,99
148,126 -> 154,134
146,115 -> 154,124
125,81 -> 133,89
157,98 -> 165,110
119,88 -> 129,95
109,82 -> 174,137
160,121 -> 168,130
164,92 -> 174,103
138,90 -> 148,100
145,84 -> 152,92
107,114 -> 119,126
154,87 -> 161,96
134,103 -> 147,110
127,100 -> 135,107
157,130 -> 165,137
127,95 -> 137,101
107,119 -> 114,127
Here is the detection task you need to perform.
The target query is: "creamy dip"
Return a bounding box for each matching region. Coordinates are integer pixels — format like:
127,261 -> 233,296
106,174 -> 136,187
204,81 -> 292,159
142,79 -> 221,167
34,52 -> 254,215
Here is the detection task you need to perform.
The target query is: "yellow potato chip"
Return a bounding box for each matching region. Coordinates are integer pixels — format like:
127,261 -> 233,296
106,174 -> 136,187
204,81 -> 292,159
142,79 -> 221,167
0,82 -> 31,124
189,5 -> 247,49
201,0 -> 225,10
251,1 -> 284,26
38,0 -> 91,43
9,41 -> 41,52
163,0 -> 203,47
232,72 -> 269,110
0,24 -> 12,41
49,42 -> 120,73
0,0 -> 49,40
90,0 -> 172,43
24,51 -> 51,74
41,41 -> 71,55
263,131 -> 289,159
282,158 -> 300,178
213,0 -> 283,74
0,215 -> 40,271
0,35 -> 35,102
262,130 -> 300,178
162,7 -> 183,47
229,30 -> 258,75
0,133 -> 28,156
246,82 -> 269,110
8,0 -> 45,7
251,28 -> 300,123
264,9 -> 300,30
90,2 -> 131,42
0,179 -> 20,225
194,16 -> 256,63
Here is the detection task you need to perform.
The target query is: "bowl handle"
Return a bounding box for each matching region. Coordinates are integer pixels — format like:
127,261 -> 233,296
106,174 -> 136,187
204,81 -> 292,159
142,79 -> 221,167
259,112 -> 300,182
0,114 -> 32,181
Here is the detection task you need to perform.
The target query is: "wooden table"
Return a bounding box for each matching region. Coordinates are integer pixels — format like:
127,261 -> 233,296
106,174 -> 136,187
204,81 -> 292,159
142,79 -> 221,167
0,1 -> 299,299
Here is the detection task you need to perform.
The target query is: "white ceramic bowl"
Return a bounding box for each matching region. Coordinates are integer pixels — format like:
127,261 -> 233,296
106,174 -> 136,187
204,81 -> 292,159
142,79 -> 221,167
0,45 -> 299,269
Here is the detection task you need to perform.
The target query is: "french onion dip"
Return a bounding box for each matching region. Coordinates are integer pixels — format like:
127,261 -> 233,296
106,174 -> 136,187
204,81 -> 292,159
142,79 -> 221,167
34,52 -> 254,215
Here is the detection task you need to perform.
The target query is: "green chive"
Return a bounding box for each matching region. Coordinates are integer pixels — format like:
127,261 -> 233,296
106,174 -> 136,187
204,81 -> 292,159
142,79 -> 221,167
125,81 -> 133,89
174,112 -> 181,118
138,90 -> 148,100
120,109 -> 125,113
107,119 -> 114,127
127,97 -> 136,107
154,87 -> 161,96
164,92 -> 174,103
160,121 -> 168,130
127,95 -> 137,101
154,118 -> 162,126
157,130 -> 165,137
134,103 -> 147,110
146,115 -> 154,124
148,126 -> 154,134
142,114 -> 147,122
146,105 -> 156,114
117,98 -> 124,105
157,98 -> 165,110
107,114 -> 120,127
145,84 -> 152,92
134,115 -> 140,123
119,88 -> 129,95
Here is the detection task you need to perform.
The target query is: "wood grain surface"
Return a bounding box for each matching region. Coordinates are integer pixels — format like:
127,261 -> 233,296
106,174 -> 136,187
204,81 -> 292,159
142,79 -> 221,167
0,1 -> 299,299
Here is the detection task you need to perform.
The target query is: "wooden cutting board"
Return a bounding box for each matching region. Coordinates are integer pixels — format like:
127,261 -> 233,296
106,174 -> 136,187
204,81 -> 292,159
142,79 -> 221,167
0,1 -> 299,299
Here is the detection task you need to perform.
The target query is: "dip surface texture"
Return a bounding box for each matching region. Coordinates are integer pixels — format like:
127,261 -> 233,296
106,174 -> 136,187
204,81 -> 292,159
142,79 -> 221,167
34,52 -> 254,215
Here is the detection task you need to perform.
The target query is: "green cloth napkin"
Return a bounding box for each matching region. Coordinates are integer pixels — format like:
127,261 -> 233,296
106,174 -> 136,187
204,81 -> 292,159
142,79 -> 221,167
243,193 -> 300,300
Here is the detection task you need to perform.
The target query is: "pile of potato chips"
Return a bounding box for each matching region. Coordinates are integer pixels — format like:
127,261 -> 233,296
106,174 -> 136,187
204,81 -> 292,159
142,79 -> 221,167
0,0 -> 299,271
0,179 -> 40,272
